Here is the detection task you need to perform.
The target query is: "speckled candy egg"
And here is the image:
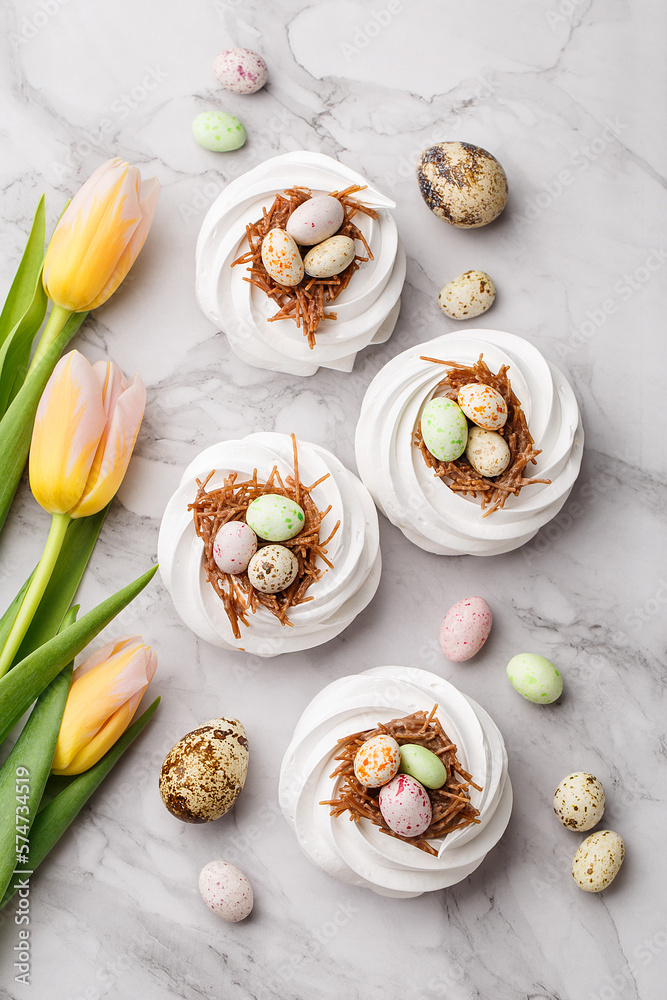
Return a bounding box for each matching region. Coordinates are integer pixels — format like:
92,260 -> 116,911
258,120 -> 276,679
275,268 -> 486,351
439,270 -> 496,320
159,718 -> 249,823
466,426 -> 511,477
553,772 -> 606,831
192,111 -> 246,152
398,744 -> 447,790
247,544 -> 298,594
379,774 -> 432,838
303,236 -> 356,278
199,861 -> 254,921
261,229 -> 304,287
416,141 -> 508,228
507,653 -> 563,704
420,397 -> 468,462
572,830 -> 624,892
213,521 -> 257,575
213,47 -> 268,94
353,734 -> 400,788
286,195 -> 344,246
439,596 -> 493,662
246,494 -> 305,541
457,382 -> 507,431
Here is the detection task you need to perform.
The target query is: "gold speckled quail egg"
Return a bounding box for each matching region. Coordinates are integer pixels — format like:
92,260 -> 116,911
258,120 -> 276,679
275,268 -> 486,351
303,236 -> 356,278
416,141 -> 508,228
247,543 -> 298,594
466,426 -> 511,477
553,772 -> 606,831
438,270 -> 496,320
572,830 -> 625,892
159,718 -> 249,823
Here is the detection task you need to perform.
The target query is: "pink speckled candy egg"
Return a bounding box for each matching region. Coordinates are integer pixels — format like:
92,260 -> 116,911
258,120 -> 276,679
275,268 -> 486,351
439,596 -> 492,662
353,734 -> 400,788
457,382 -> 508,431
379,774 -> 432,838
212,521 -> 257,575
199,860 -> 253,922
213,47 -> 268,95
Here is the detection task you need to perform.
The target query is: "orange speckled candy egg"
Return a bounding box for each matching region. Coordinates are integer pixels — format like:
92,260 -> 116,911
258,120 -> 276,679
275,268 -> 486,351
457,382 -> 508,431
353,734 -> 400,788
261,228 -> 304,287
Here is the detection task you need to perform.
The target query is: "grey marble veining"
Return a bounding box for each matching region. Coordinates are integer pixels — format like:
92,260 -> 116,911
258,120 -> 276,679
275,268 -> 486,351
0,1 -> 665,998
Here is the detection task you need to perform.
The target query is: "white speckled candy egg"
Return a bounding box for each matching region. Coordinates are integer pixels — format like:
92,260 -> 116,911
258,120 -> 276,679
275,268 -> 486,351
303,236 -> 356,278
420,397 -> 468,462
466,426 -> 511,477
438,270 -> 496,320
572,830 -> 624,892
353,734 -> 400,788
247,544 -> 298,594
246,494 -> 305,541
159,718 -> 249,822
261,229 -> 304,287
398,744 -> 447,790
199,861 -> 254,921
212,521 -> 257,575
416,141 -> 508,228
439,596 -> 492,662
553,772 -> 606,831
213,47 -> 268,95
286,196 -> 345,246
507,653 -> 563,704
379,774 -> 432,838
457,382 -> 507,431
192,111 -> 246,152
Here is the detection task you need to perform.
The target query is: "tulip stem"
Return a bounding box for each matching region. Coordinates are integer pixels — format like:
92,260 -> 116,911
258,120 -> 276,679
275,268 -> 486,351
0,513 -> 71,678
28,305 -> 73,376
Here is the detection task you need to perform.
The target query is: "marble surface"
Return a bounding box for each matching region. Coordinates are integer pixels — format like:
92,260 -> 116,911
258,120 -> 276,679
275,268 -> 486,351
0,1 -> 665,998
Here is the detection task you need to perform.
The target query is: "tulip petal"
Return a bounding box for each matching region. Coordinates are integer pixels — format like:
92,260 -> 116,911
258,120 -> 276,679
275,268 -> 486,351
43,159 -> 146,313
53,698 -> 137,775
29,351 -> 106,514
69,369 -> 146,518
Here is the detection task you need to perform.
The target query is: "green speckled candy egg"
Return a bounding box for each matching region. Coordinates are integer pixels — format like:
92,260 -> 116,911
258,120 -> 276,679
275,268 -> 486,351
192,111 -> 246,152
506,652 -> 563,704
398,743 -> 448,789
245,494 -> 305,541
420,397 -> 468,462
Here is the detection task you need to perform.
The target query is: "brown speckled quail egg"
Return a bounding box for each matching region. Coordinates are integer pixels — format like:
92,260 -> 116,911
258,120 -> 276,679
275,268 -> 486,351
553,772 -> 606,831
159,718 -> 248,823
572,830 -> 625,892
417,141 -> 508,228
466,426 -> 511,477
439,270 -> 496,320
247,544 -> 298,594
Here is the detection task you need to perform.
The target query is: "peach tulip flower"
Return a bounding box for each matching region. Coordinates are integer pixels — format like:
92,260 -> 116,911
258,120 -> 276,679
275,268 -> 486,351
43,157 -> 160,314
29,349 -> 146,519
52,636 -> 157,775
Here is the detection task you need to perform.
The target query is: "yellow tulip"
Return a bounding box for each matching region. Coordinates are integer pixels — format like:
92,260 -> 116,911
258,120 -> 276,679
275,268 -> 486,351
52,636 -> 157,775
29,349 -> 146,518
43,157 -> 160,314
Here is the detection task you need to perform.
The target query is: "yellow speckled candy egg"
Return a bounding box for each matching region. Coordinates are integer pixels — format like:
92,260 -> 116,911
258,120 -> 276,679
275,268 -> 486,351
466,426 -> 510,477
553,772 -> 606,831
261,228 -> 304,286
304,236 -> 356,278
458,382 -> 507,431
159,718 -> 248,823
354,734 -> 400,788
572,830 -> 625,892
420,396 -> 468,462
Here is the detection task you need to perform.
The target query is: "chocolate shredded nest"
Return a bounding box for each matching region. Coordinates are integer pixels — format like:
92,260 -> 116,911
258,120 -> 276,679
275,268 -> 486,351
231,184 -> 379,348
321,707 -> 482,856
189,435 -> 340,640
415,354 -> 551,515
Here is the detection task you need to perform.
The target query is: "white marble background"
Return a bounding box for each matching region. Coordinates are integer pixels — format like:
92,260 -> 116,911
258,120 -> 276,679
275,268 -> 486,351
0,1 -> 665,998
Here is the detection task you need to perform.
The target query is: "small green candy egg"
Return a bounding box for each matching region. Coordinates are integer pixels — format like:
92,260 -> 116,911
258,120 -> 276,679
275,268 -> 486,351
245,494 -> 305,542
398,743 -> 448,789
192,111 -> 247,152
507,653 -> 563,704
420,397 -> 468,462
